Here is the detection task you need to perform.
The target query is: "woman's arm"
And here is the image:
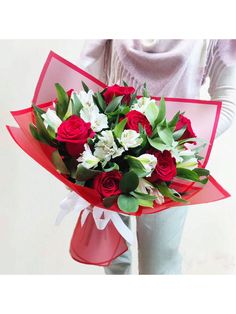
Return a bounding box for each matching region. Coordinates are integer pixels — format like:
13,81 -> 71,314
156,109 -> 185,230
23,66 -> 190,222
207,40 -> 236,137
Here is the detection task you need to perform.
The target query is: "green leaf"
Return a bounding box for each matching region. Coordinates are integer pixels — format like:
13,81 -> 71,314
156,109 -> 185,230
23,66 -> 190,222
145,101 -> 159,127
117,194 -> 139,213
29,123 -> 48,144
130,191 -> 156,201
125,156 -> 148,177
193,168 -> 210,177
51,150 -> 69,175
176,167 -> 200,182
55,83 -> 69,120
137,199 -> 154,207
103,195 -> 118,208
81,81 -> 89,93
157,182 -> 188,203
129,92 -> 137,106
96,92 -> 106,112
156,126 -> 173,146
76,164 -> 101,181
142,82 -> 149,97
103,162 -> 119,172
105,96 -> 123,113
71,92 -> 83,115
123,80 -> 128,86
113,118 -> 127,139
168,111 -> 180,128
32,105 -> 56,146
155,97 -> 166,125
173,125 -> 186,140
119,171 -> 139,193
147,137 -> 168,152
178,137 -> 206,145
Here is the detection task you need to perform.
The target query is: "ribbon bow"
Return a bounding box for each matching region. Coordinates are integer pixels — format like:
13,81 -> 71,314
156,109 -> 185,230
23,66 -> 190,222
55,191 -> 133,245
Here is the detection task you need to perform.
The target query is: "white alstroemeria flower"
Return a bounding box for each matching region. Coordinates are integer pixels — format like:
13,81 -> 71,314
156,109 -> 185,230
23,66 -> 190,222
41,108 -> 62,131
94,130 -> 124,164
136,154 -> 157,176
80,104 -> 108,132
131,97 -> 157,114
137,178 -> 165,205
77,144 -> 100,169
118,130 -> 143,150
76,89 -> 94,107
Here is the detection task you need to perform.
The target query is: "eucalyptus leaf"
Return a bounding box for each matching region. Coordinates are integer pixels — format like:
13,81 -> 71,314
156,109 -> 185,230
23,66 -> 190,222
103,195 -> 118,208
119,171 -> 139,193
117,194 -> 139,213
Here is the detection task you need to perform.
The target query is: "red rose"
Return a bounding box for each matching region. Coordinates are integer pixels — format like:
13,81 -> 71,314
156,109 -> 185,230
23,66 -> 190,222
103,84 -> 135,104
149,150 -> 176,182
175,114 -> 196,142
125,110 -> 152,136
93,171 -> 122,198
56,115 -> 95,158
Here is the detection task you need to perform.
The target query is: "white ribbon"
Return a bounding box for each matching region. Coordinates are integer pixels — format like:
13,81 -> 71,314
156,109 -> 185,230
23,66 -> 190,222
55,191 -> 133,245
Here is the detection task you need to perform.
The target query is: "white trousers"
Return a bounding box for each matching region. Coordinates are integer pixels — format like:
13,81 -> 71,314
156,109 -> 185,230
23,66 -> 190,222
104,206 -> 188,275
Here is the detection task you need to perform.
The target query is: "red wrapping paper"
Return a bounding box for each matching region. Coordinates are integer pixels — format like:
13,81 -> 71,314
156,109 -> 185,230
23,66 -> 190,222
6,51 -> 230,266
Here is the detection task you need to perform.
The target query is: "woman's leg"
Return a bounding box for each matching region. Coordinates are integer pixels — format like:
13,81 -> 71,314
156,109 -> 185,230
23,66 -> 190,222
136,206 -> 188,274
103,215 -> 132,275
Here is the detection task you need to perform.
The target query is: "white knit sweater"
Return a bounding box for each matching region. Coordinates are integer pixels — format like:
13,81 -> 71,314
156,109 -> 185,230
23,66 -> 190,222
79,40 -> 236,137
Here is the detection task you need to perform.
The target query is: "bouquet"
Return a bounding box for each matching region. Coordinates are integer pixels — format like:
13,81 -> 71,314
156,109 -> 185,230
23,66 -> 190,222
7,51 -> 230,266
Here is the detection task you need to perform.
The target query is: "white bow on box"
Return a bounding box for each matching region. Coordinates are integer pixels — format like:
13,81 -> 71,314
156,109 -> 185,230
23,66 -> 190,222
55,191 -> 134,245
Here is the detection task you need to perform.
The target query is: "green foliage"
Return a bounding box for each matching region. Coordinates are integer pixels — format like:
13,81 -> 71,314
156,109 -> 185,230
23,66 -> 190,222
76,165 -> 101,181
31,105 -> 56,146
55,83 -> 69,120
119,171 -> 139,193
156,182 -> 188,203
105,96 -> 123,113
148,137 -> 169,152
71,92 -> 83,115
117,194 -> 139,213
81,81 -> 89,93
51,150 -> 69,175
145,101 -> 159,127
125,156 -> 148,177
113,118 -> 127,139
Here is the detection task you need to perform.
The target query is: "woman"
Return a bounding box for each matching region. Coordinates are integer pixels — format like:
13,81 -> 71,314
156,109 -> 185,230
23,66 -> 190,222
79,40 -> 236,274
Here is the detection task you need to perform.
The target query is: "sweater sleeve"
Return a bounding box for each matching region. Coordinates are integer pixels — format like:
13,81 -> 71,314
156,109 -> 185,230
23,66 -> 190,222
78,40 -> 110,83
207,40 -> 236,137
